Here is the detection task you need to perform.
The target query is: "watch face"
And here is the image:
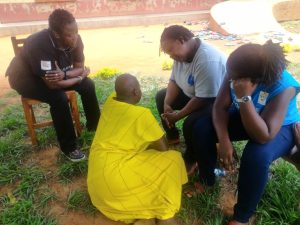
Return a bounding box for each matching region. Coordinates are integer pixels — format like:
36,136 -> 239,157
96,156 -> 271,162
242,96 -> 251,102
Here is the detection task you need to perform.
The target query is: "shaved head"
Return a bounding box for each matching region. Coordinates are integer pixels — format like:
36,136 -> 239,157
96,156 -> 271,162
115,74 -> 142,104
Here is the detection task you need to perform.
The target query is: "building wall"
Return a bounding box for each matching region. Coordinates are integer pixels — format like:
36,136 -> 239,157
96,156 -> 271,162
0,0 -> 222,23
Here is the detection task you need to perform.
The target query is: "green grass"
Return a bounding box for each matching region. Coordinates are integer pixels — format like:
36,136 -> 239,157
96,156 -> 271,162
0,123 -> 31,186
256,160 -> 300,225
1,75 -> 300,224
0,99 -> 6,108
0,199 -> 57,225
0,99 -> 56,224
178,184 -> 224,225
4,90 -> 19,98
0,105 -> 26,135
67,189 -> 97,215
57,159 -> 87,183
36,188 -> 57,209
14,167 -> 46,198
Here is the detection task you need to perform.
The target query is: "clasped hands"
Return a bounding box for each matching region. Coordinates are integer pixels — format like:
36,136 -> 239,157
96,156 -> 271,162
45,61 -> 90,82
161,104 -> 179,129
45,61 -> 64,82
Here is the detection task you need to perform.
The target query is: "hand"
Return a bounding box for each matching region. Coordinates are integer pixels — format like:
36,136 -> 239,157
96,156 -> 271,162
161,113 -> 173,129
232,78 -> 257,98
163,103 -> 173,114
217,140 -> 236,172
82,66 -> 90,78
161,111 -> 179,128
45,61 -> 64,82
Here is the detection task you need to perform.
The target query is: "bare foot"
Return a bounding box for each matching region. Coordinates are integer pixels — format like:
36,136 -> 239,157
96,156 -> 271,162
134,219 -> 156,225
157,218 -> 178,225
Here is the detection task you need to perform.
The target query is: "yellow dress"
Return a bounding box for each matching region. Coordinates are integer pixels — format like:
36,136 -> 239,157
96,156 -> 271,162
87,93 -> 188,224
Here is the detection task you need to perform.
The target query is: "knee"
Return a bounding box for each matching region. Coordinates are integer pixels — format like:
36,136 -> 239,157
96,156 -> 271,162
183,115 -> 199,132
241,144 -> 273,169
193,116 -> 214,138
183,117 -> 192,129
191,117 -> 216,152
81,78 -> 96,92
183,118 -> 193,135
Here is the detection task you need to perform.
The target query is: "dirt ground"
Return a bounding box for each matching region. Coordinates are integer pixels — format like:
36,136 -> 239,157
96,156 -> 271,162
0,22 -> 299,225
0,24 -> 173,97
1,22 -> 299,96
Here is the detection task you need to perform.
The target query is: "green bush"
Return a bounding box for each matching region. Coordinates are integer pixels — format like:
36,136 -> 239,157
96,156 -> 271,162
162,60 -> 173,70
92,67 -> 121,79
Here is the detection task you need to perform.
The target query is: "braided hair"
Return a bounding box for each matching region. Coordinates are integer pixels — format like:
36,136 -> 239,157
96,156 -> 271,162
226,40 -> 287,86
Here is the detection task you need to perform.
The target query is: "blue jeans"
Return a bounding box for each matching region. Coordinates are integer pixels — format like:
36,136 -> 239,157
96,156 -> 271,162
192,112 -> 295,223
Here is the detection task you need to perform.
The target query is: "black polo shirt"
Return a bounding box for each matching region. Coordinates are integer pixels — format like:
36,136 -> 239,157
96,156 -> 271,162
21,29 -> 84,77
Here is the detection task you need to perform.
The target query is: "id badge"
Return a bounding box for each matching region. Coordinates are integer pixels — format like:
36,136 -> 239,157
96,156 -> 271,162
258,91 -> 269,105
41,60 -> 52,71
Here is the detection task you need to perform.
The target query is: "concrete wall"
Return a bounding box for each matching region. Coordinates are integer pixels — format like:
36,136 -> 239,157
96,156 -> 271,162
0,0 -> 222,23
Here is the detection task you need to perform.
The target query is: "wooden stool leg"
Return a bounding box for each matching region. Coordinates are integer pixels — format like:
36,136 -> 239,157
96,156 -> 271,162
69,93 -> 82,137
31,105 -> 36,124
21,99 -> 38,145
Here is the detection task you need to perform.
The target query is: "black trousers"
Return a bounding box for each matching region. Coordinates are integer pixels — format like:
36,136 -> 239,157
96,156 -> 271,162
155,88 -> 214,163
9,74 -> 100,153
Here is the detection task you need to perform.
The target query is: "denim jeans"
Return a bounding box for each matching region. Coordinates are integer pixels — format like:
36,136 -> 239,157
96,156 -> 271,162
192,112 -> 295,223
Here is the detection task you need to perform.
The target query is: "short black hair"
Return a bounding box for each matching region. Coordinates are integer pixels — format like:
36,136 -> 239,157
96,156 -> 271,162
226,40 -> 287,86
48,9 -> 76,34
160,25 -> 194,44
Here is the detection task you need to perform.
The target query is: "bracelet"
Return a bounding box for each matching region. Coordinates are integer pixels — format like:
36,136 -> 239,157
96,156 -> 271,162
77,76 -> 83,82
64,70 -> 67,80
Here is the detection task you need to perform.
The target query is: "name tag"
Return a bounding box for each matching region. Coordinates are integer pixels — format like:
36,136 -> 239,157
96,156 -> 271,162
258,91 -> 269,105
41,60 -> 52,71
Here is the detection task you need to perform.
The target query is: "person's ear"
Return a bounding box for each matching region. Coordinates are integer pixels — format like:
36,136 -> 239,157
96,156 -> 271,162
178,36 -> 185,44
133,88 -> 139,96
53,31 -> 60,39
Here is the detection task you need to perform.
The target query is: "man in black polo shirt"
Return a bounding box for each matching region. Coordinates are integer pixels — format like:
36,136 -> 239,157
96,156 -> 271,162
6,9 -> 100,162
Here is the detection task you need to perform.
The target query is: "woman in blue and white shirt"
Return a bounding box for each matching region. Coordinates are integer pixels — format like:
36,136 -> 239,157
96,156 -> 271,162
193,40 -> 300,224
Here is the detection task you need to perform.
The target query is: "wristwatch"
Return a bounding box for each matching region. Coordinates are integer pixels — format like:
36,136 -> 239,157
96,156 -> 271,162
236,96 -> 252,103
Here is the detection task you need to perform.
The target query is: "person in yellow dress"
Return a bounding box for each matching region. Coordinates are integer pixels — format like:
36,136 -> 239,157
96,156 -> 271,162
87,74 -> 188,225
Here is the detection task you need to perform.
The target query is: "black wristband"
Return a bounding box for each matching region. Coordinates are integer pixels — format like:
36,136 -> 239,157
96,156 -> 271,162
64,70 -> 67,80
